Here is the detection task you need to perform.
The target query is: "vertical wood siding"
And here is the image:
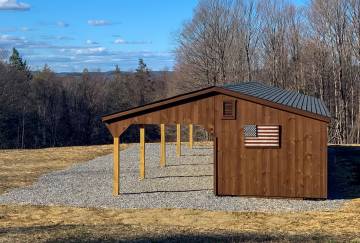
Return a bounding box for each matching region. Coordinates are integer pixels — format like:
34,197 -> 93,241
106,93 -> 327,199
214,94 -> 328,198
107,95 -> 215,137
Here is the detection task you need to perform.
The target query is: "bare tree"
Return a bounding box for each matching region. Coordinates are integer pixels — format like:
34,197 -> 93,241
176,0 -> 238,87
175,0 -> 360,144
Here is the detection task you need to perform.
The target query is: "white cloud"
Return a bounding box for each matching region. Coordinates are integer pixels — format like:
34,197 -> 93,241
114,38 -> 151,45
0,34 -> 23,40
62,47 -> 107,55
87,19 -> 112,26
0,34 -> 78,50
57,36 -> 73,40
0,34 -> 30,50
77,47 -> 106,55
86,40 -> 99,45
57,21 -> 69,28
20,26 -> 32,32
114,38 -> 125,44
0,26 -> 34,32
0,0 -> 30,10
41,35 -> 74,41
0,36 -> 173,72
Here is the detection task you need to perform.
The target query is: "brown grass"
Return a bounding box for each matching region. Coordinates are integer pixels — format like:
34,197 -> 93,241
1,200 -> 359,242
0,144 -> 126,194
0,144 -> 359,242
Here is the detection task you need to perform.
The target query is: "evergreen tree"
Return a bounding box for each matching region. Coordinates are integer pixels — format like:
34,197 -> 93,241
136,58 -> 149,74
135,58 -> 155,105
9,48 -> 32,80
114,64 -> 121,82
9,48 -> 23,69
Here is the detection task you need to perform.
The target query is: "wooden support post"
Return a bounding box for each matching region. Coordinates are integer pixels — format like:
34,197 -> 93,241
176,123 -> 181,157
113,136 -> 120,196
139,126 -> 145,180
160,124 -> 166,167
189,124 -> 193,149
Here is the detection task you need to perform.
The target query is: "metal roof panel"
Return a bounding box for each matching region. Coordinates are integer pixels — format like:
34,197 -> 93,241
222,82 -> 330,118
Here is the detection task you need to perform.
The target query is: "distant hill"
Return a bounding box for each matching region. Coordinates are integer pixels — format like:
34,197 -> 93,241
54,70 -> 173,78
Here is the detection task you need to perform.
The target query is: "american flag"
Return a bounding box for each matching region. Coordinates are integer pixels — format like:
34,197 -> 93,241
243,125 -> 280,147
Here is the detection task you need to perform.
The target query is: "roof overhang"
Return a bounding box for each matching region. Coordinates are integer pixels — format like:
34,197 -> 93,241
102,86 -> 331,124
102,86 -> 218,123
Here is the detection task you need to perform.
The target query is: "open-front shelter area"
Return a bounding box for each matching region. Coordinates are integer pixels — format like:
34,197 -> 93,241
102,82 -> 331,199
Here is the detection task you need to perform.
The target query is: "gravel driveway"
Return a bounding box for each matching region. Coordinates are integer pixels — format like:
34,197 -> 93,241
0,143 -> 345,212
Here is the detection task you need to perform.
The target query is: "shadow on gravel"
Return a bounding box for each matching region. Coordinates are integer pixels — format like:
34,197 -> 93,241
166,163 -> 213,167
328,146 -> 360,199
147,175 -> 212,179
192,147 -> 213,150
183,153 -> 211,156
122,189 -> 211,195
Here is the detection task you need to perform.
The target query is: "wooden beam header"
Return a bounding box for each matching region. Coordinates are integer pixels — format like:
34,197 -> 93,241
102,86 -> 331,124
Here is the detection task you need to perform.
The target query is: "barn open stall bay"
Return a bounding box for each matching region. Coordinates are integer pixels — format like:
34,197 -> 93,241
102,82 -> 330,199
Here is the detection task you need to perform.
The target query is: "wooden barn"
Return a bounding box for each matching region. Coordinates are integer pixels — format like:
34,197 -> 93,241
102,81 -> 331,199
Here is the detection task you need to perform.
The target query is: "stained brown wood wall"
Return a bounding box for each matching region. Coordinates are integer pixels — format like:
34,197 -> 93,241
214,94 -> 328,198
107,94 -> 215,137
106,92 -> 328,199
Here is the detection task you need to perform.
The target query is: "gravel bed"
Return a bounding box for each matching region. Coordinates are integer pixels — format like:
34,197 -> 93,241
0,143 -> 346,212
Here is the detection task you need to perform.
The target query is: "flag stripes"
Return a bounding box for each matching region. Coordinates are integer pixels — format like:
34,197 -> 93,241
244,125 -> 280,147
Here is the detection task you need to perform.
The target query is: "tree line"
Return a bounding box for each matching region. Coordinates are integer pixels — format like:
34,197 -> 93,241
1,0 -> 359,148
0,49 -> 171,149
175,0 -> 360,144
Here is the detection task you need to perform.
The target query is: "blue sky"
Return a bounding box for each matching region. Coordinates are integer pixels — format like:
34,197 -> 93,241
0,0 -> 198,72
0,0 -> 307,72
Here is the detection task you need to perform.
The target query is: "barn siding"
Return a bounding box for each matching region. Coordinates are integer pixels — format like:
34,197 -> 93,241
214,94 -> 327,198
106,92 -> 327,199
107,95 -> 216,137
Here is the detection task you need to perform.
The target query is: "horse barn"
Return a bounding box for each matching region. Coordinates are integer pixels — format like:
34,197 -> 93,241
102,81 -> 331,199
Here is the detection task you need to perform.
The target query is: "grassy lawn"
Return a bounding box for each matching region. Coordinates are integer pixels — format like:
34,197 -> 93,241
0,144 -> 359,242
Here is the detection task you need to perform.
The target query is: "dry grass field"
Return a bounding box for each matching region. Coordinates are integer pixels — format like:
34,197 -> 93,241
0,144 -> 122,194
0,144 -> 359,242
1,200 -> 359,242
